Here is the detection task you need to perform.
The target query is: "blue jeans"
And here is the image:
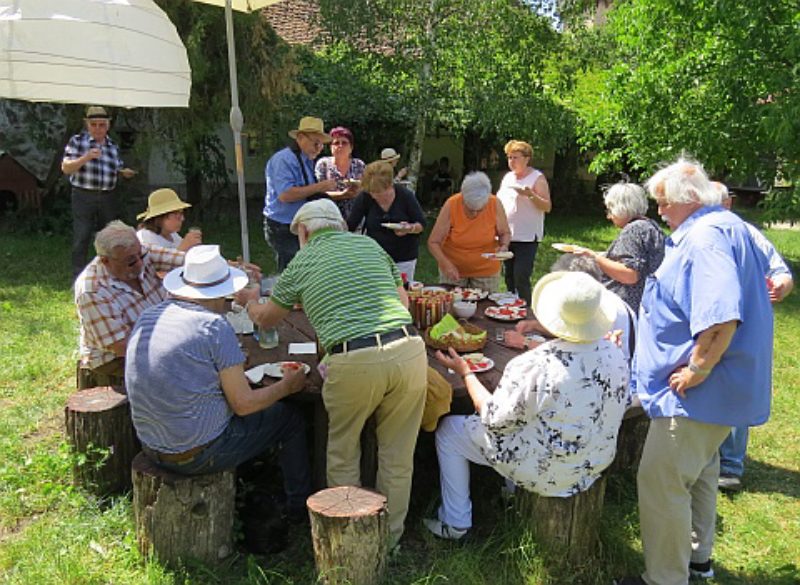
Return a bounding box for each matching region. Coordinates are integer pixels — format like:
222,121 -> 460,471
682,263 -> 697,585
264,217 -> 300,271
719,425 -> 748,477
155,402 -> 312,510
503,241 -> 539,305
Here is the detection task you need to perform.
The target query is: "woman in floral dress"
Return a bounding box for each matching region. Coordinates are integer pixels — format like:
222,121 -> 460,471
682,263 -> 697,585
424,271 -> 630,540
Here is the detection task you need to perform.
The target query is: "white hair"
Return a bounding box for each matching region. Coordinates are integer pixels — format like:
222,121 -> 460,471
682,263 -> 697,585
603,182 -> 648,220
711,181 -> 730,200
644,157 -> 720,206
303,216 -> 346,234
461,171 -> 492,210
94,220 -> 138,257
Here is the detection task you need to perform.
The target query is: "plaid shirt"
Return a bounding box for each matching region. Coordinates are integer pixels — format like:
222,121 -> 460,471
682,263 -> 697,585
75,245 -> 184,369
63,131 -> 124,191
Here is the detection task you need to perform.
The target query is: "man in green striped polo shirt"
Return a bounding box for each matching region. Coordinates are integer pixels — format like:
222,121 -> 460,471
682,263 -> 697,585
241,199 -> 427,548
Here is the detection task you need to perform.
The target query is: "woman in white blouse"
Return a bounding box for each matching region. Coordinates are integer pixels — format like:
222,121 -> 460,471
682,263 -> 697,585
136,188 -> 202,251
424,271 -> 630,540
497,140 -> 551,304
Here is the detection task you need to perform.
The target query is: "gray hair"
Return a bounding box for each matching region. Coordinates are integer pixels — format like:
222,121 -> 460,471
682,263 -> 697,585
550,253 -> 603,282
303,216 -> 346,235
603,182 -> 648,220
644,157 -> 719,206
461,171 -> 492,210
94,220 -> 138,257
711,181 -> 730,200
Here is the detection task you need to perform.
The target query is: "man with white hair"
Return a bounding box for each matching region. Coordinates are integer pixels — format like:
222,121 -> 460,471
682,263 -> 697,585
711,181 -> 793,493
74,220 -> 184,389
614,158 -> 774,585
239,199 -> 427,550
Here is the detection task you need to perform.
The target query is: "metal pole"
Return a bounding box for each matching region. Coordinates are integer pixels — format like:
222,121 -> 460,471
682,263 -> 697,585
225,0 -> 250,262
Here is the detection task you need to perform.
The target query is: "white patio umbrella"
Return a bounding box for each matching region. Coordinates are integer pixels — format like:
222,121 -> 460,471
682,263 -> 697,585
0,0 -> 191,108
190,0 -> 283,263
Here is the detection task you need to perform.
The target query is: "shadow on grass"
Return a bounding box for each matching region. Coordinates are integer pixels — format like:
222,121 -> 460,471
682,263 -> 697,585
724,458 -> 800,499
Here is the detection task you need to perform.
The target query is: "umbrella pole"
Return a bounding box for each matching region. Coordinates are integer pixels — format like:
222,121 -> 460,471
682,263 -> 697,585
225,0 -> 250,263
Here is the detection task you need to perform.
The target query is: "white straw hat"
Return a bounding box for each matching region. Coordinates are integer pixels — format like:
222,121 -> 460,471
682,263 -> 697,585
163,245 -> 247,300
531,271 -> 616,343
380,147 -> 401,163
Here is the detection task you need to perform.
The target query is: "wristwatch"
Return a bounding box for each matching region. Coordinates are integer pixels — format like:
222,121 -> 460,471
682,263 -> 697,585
687,362 -> 712,376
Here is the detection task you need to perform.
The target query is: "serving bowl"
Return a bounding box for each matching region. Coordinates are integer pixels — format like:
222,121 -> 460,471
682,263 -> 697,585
452,301 -> 477,319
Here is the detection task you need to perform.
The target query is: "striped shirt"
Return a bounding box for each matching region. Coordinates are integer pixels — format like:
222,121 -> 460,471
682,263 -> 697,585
75,245 -> 184,368
126,300 -> 244,453
271,229 -> 411,352
63,131 -> 124,191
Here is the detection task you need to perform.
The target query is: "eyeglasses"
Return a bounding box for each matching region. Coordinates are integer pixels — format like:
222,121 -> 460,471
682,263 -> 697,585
110,250 -> 148,268
300,133 -> 324,148
331,140 -> 350,146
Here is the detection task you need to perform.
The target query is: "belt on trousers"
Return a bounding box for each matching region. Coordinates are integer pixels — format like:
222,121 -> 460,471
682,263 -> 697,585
72,186 -> 112,194
329,325 -> 419,355
142,439 -> 214,465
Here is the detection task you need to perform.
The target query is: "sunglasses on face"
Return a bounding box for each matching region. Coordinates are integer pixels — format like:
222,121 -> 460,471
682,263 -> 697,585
112,250 -> 147,268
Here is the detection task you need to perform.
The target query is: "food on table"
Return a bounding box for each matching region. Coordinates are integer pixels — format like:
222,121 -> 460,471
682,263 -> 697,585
485,305 -> 528,321
452,286 -> 488,301
462,353 -> 494,372
408,288 -> 454,329
429,314 -> 487,345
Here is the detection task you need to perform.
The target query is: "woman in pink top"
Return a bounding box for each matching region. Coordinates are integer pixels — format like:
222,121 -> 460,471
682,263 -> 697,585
496,140 -> 551,304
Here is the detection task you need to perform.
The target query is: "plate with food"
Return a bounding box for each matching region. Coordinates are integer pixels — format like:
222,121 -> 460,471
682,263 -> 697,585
422,285 -> 448,293
485,305 -> 528,321
551,242 -> 580,253
481,251 -> 514,261
462,353 -> 494,373
452,286 -> 488,302
381,222 -> 406,230
488,292 -> 526,307
246,361 -> 310,383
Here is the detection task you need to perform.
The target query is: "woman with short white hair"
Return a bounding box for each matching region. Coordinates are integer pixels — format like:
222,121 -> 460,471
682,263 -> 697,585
427,172 -> 511,292
573,182 -> 665,313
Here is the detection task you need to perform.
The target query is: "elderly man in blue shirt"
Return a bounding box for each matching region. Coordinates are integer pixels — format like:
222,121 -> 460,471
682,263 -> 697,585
614,159 -> 774,585
263,116 -> 339,270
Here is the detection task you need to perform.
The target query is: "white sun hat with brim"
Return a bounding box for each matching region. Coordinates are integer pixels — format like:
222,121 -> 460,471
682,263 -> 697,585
163,245 -> 248,300
531,271 -> 616,343
380,147 -> 401,163
290,199 -> 346,235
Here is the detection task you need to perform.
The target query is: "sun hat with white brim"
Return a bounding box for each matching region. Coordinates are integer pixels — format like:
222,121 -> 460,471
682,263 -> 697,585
163,245 -> 247,300
289,199 -> 347,235
288,116 -> 332,143
137,188 -> 192,221
531,271 -> 616,343
380,147 -> 401,163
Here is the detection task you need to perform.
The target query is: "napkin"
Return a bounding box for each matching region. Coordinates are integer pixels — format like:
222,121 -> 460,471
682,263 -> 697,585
289,342 -> 316,355
245,364 -> 264,384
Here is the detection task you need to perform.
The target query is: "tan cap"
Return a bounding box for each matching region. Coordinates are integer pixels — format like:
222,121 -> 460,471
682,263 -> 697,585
85,106 -> 110,119
137,188 -> 192,221
290,199 -> 345,235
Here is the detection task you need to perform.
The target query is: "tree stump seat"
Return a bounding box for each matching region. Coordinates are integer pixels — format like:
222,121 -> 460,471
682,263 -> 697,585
64,385 -> 139,495
131,452 -> 236,567
307,486 -> 389,585
515,474 -> 607,564
609,406 -> 650,475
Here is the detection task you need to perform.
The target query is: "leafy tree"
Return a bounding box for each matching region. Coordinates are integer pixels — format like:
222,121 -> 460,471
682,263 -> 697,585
573,0 -> 800,218
314,0 -> 571,187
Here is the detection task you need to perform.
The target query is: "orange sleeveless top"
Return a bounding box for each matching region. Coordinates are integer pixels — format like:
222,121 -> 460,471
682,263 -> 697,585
441,193 -> 501,277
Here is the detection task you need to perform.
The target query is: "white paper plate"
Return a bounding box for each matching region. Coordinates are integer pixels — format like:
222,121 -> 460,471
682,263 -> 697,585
552,242 -> 579,253
485,305 -> 528,321
422,285 -> 448,293
452,287 -> 488,301
463,354 -> 494,373
481,251 -> 514,260
381,222 -> 405,230
245,362 -> 310,383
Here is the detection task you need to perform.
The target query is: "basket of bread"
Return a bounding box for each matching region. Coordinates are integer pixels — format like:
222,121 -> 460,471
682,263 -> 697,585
424,314 -> 488,352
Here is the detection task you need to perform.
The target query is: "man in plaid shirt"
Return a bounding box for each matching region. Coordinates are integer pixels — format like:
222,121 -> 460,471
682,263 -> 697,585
62,106 -> 137,278
74,221 -> 183,389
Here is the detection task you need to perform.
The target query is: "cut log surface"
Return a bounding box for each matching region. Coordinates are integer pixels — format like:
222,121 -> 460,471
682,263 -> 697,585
307,486 -> 389,585
516,475 -> 607,564
64,386 -> 139,495
132,452 -> 235,567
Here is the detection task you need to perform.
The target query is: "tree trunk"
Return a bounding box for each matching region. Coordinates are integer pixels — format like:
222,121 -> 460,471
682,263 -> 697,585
307,486 -> 389,585
608,406 -> 650,475
132,452 -> 236,567
64,386 -> 140,495
515,475 -> 607,564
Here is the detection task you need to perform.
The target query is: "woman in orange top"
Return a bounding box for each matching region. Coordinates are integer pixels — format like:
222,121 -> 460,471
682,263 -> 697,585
428,172 -> 511,292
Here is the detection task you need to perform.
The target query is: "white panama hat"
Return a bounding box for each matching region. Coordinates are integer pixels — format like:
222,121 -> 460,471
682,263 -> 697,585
380,147 -> 401,163
163,245 -> 247,300
531,271 -> 616,343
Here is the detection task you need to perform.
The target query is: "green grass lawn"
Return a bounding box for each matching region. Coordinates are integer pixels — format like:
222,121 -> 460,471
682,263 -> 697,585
0,210 -> 798,584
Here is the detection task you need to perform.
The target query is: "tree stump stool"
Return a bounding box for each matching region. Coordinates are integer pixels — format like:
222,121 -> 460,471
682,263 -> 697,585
609,406 -> 650,475
307,486 -> 389,585
131,452 -> 235,567
515,474 -> 607,564
64,385 -> 139,495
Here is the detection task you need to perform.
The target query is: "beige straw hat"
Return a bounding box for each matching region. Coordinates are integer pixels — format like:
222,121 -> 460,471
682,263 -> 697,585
380,148 -> 401,164
288,116 -> 332,143
137,188 -> 192,221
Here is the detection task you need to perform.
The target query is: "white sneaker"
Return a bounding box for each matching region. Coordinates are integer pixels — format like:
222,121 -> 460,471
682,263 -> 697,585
423,518 -> 469,541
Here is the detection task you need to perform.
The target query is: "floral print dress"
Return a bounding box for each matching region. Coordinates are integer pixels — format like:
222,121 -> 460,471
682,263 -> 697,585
466,338 -> 630,497
314,156 -> 366,219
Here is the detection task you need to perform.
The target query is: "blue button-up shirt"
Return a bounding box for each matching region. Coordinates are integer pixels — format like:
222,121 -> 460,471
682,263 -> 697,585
634,206 -> 773,427
263,146 -> 317,225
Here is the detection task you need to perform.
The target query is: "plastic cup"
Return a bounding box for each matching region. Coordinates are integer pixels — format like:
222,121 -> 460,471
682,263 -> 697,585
257,325 -> 279,349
